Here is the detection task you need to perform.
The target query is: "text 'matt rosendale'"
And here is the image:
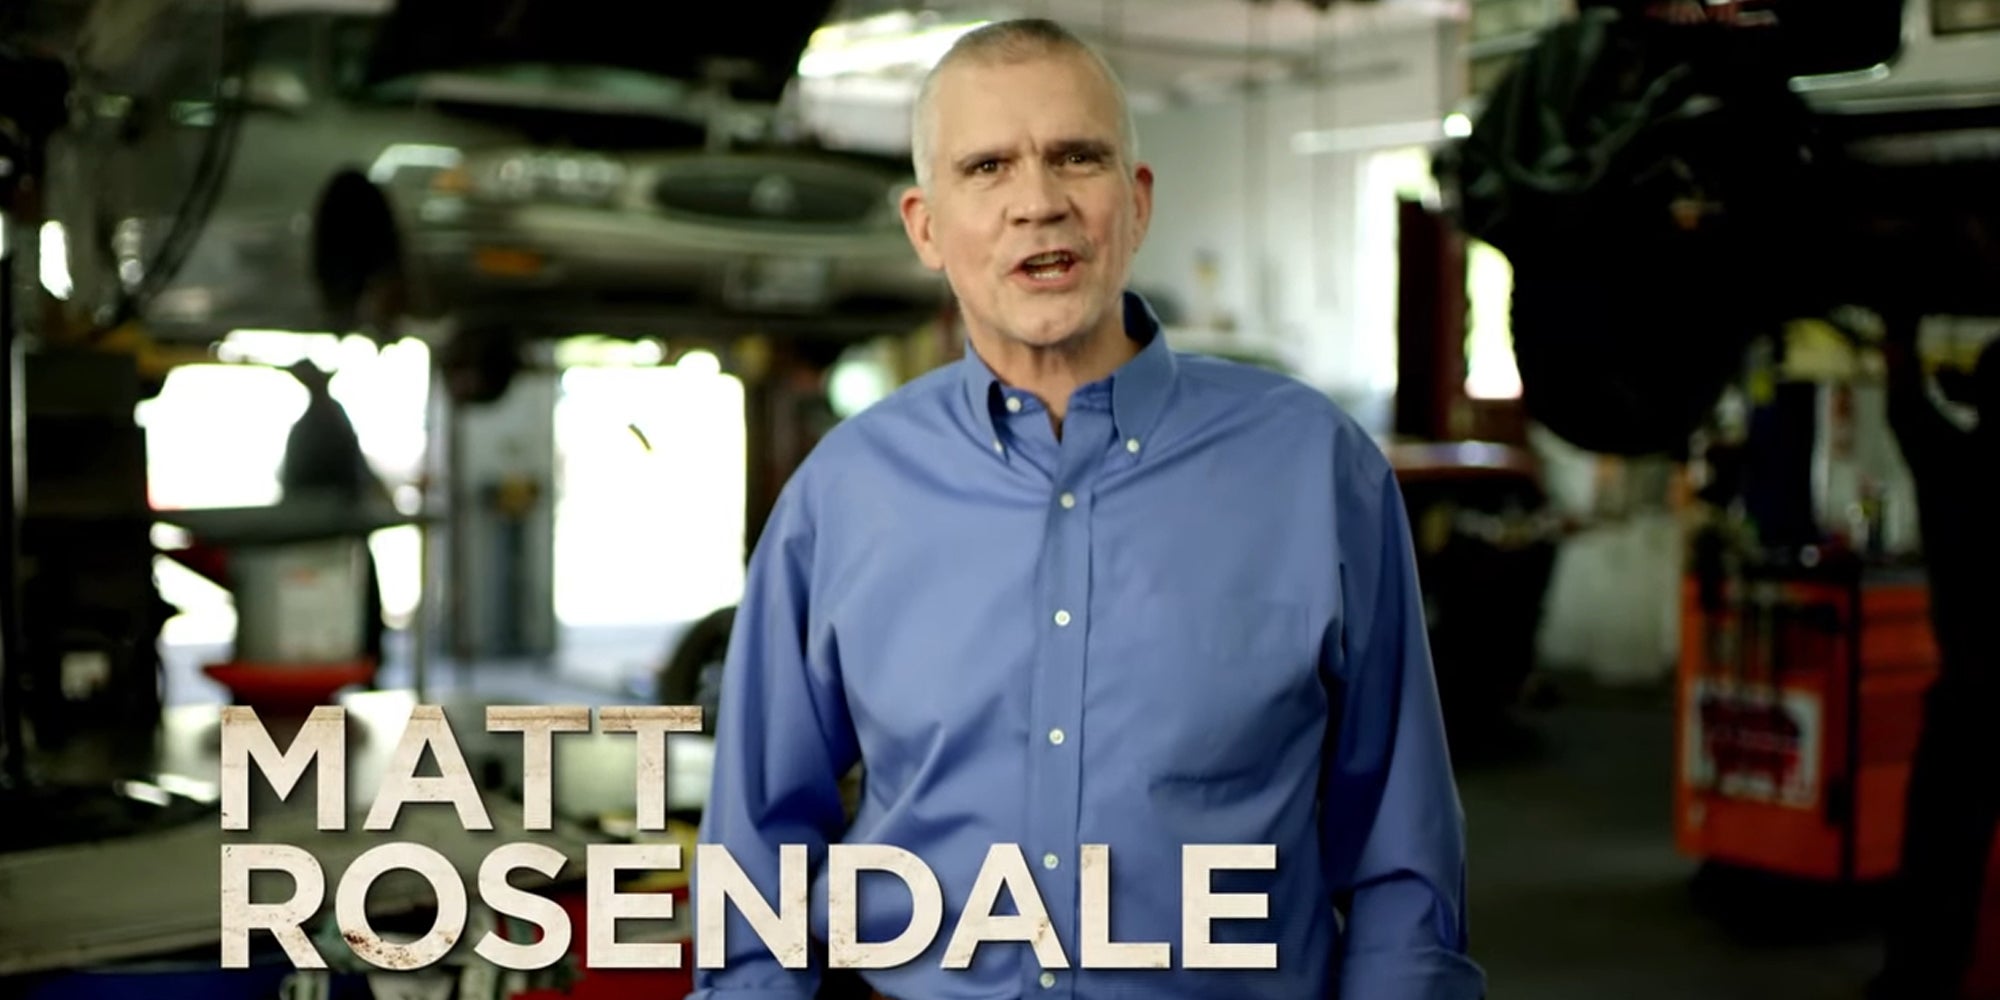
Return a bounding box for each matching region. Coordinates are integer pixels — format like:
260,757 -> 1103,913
219,705 -> 1282,973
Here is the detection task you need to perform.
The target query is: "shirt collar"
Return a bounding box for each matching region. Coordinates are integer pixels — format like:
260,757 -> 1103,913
956,290 -> 1177,446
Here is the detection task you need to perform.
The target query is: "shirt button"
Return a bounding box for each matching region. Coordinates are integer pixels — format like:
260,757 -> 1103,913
1048,728 -> 1065,745
1059,492 -> 1076,509
1053,609 -> 1071,627
1006,396 -> 1022,413
1040,972 -> 1057,989
1126,437 -> 1141,453
1043,852 -> 1060,870
992,439 -> 1004,454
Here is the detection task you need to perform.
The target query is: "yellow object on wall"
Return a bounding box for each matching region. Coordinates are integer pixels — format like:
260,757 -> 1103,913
1782,318 -> 1863,382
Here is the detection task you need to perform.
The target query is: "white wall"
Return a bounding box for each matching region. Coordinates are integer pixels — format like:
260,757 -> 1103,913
1129,19 -> 1463,424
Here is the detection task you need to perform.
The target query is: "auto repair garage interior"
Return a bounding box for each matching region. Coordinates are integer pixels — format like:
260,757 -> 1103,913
1,0 -> 1998,996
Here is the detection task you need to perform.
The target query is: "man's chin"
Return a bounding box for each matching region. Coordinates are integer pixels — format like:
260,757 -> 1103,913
1000,299 -> 1114,346
1001,320 -> 1095,351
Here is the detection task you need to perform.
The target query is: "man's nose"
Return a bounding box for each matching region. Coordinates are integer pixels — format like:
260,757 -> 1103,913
1009,165 -> 1069,225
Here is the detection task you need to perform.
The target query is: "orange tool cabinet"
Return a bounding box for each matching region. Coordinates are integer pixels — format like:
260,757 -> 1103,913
1674,564 -> 1939,883
1675,561 -> 2000,998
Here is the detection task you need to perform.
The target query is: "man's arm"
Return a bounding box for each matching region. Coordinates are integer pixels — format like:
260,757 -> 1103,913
1321,450 -> 1485,1000
690,475 -> 860,999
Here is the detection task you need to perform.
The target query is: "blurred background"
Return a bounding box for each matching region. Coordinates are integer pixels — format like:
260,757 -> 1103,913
0,0 -> 1997,997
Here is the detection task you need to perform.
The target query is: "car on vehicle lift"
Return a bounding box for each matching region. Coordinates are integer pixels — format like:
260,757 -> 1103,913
146,0 -> 946,401
138,0 -> 527,344
1786,0 -> 2000,318
308,0 -> 944,402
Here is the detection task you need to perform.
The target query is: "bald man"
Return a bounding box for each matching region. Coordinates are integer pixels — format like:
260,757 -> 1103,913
693,19 -> 1483,1000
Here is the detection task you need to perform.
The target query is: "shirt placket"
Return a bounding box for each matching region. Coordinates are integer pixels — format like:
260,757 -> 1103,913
1027,402 -> 1110,998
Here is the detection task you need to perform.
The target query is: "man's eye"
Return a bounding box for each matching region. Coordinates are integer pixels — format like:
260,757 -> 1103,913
972,160 -> 1000,174
1066,152 -> 1100,165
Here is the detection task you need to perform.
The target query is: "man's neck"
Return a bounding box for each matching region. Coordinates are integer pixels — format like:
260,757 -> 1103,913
972,322 -> 1139,433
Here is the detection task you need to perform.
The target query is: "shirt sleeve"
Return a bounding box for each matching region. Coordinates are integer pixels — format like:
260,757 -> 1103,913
690,473 -> 860,999
1321,449 -> 1486,1000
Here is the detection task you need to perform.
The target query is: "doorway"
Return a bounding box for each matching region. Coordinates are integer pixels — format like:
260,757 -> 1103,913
550,350 -> 747,694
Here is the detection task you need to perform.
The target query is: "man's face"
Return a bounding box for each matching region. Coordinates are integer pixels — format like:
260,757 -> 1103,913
901,52 -> 1153,353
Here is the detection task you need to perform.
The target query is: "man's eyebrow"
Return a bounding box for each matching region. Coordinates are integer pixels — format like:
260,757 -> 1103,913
952,138 -> 1118,172
1049,138 -> 1116,158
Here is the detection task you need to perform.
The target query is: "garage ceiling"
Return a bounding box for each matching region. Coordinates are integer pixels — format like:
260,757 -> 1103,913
815,0 -> 1467,105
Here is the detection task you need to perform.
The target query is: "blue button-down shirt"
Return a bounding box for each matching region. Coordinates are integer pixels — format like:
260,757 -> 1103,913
693,293 -> 1482,999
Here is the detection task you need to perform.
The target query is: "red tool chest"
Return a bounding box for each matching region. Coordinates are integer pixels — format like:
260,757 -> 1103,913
1675,568 -> 1939,882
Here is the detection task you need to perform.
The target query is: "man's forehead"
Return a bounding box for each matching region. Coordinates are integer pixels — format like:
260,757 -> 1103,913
930,54 -> 1122,151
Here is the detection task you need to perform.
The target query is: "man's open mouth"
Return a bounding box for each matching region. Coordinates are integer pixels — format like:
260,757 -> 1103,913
1018,250 -> 1078,282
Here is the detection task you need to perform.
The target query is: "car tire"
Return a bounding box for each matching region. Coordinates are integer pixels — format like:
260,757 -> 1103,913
439,326 -> 523,405
658,605 -> 734,736
313,171 -> 406,339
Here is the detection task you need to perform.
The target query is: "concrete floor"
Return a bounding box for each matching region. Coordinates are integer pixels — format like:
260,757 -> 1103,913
1459,681 -> 1885,1000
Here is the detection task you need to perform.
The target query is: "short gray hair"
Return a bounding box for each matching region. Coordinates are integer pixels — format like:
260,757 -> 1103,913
909,18 -> 1140,190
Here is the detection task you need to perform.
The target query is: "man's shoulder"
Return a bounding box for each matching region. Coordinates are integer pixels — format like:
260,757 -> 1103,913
1175,349 -> 1321,402
1171,351 -> 1373,439
1170,352 -> 1400,493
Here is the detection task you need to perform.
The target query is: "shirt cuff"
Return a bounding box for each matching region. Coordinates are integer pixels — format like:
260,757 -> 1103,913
1339,947 -> 1487,1000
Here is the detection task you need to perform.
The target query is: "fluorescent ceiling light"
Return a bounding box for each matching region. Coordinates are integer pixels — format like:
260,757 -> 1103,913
798,12 -> 991,79
1292,120 -> 1447,155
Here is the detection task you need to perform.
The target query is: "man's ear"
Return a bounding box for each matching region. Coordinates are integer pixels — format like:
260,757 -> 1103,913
1131,163 -> 1155,246
900,185 -> 945,271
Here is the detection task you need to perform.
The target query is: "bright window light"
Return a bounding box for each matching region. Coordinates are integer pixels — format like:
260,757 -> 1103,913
555,335 -> 668,368
140,331 -> 434,644
1465,239 -> 1522,400
828,350 -> 895,418
798,12 -> 990,79
40,221 -> 71,300
676,348 -> 722,376
555,365 -> 746,626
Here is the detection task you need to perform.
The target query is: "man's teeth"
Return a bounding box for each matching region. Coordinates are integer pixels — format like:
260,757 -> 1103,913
1023,253 -> 1074,280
